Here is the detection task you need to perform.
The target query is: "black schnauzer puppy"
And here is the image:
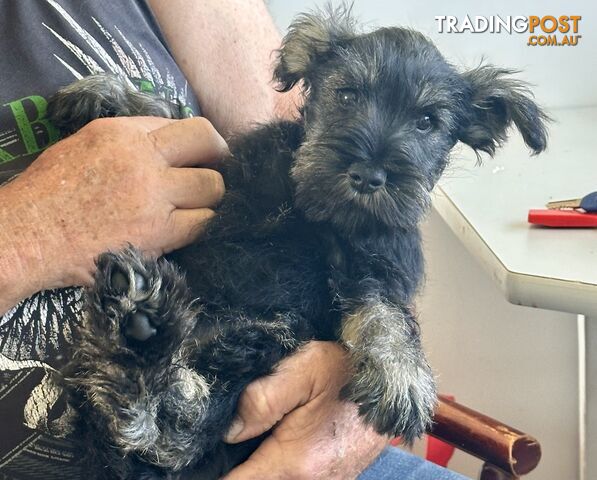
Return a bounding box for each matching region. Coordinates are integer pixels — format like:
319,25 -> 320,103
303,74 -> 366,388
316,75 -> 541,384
48,7 -> 548,479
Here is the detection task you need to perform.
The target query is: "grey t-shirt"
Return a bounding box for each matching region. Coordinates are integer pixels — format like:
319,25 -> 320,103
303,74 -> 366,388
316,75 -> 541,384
0,1 -> 200,476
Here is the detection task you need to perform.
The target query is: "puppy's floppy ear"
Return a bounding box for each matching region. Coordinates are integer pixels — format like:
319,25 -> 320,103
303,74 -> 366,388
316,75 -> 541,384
459,65 -> 549,156
274,5 -> 356,92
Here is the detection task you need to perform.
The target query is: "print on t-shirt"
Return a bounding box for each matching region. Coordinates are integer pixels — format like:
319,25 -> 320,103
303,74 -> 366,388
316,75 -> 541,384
0,0 -> 195,168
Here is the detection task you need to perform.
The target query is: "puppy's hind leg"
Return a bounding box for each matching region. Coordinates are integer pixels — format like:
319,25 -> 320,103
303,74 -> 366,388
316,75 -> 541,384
64,247 -> 207,475
185,312 -> 310,475
47,74 -> 183,136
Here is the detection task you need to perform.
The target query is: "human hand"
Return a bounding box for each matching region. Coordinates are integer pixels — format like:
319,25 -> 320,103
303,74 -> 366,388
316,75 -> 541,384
223,341 -> 389,480
0,116 -> 226,307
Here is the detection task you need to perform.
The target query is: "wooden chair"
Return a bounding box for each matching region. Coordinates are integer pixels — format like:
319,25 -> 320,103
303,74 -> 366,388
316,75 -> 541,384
428,395 -> 542,479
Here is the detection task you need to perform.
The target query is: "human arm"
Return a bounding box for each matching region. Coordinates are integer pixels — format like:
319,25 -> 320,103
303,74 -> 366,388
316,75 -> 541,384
147,0 -> 301,136
223,341 -> 389,480
0,116 -> 226,315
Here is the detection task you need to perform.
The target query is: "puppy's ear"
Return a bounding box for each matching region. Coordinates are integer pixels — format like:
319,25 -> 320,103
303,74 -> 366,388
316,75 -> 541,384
459,65 -> 549,156
274,5 -> 356,92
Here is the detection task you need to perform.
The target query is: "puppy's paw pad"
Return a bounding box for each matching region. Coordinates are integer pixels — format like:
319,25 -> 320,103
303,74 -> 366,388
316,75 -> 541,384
110,269 -> 130,294
105,264 -> 161,343
134,272 -> 147,291
92,250 -> 164,342
109,267 -> 148,296
124,312 -> 157,342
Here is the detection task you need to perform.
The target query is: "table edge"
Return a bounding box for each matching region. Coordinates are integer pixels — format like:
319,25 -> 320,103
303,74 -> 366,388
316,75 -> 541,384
432,186 -> 597,317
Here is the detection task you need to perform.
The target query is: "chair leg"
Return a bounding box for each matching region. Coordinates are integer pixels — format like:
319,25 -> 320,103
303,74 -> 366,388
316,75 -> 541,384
480,463 -> 519,480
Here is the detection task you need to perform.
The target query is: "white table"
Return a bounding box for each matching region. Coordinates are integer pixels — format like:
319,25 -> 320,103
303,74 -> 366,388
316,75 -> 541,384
431,105 -> 597,479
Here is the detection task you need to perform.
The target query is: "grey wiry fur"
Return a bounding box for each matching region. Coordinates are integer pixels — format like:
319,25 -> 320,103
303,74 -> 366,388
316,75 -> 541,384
63,250 -> 212,476
46,75 -> 182,136
340,299 -> 436,444
460,65 -> 550,157
49,5 -> 548,479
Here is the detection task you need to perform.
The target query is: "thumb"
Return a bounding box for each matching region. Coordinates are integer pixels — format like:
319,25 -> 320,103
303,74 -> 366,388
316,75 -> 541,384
224,354 -> 314,444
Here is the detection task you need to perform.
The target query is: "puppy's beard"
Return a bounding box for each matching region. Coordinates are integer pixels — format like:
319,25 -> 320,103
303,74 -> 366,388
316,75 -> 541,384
292,145 -> 431,233
336,176 -> 400,225
295,174 -> 428,234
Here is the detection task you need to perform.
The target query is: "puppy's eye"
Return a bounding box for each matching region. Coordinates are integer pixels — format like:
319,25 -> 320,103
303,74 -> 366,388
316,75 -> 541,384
416,114 -> 433,132
336,89 -> 358,105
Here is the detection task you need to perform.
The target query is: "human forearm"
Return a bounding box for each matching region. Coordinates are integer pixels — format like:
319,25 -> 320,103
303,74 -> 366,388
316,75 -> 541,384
0,183 -> 68,315
148,0 -> 301,136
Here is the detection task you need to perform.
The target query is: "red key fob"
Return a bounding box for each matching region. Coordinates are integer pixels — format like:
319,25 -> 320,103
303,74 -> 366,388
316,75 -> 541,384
528,209 -> 597,227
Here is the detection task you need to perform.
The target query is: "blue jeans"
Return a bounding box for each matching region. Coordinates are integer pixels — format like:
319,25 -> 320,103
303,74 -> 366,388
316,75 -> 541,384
359,447 -> 472,480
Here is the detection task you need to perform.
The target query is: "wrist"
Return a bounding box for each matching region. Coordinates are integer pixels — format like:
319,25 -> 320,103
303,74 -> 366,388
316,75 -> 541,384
0,195 -> 41,312
0,183 -> 86,313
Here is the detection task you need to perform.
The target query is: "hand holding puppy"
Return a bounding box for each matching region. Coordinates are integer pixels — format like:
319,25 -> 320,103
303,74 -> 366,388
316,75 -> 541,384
0,116 -> 226,314
223,341 -> 389,480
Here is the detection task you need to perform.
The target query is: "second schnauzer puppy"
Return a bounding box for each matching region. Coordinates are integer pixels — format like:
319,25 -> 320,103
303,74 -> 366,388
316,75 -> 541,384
49,8 -> 548,479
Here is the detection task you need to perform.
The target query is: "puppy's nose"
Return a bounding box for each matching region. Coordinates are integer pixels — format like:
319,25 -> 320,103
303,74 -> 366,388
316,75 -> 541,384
348,164 -> 387,193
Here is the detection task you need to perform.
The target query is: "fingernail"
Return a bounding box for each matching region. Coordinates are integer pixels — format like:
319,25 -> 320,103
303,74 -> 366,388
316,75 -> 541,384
224,418 -> 244,442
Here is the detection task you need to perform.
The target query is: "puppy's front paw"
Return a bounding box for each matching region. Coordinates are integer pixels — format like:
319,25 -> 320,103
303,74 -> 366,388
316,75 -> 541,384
90,247 -> 197,357
341,356 -> 437,443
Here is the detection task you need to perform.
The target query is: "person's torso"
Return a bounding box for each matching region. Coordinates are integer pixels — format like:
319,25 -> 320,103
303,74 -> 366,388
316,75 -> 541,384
0,0 -> 200,184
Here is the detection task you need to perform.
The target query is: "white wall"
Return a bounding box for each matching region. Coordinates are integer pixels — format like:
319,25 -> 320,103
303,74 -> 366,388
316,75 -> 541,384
267,0 -> 596,109
417,210 -> 579,479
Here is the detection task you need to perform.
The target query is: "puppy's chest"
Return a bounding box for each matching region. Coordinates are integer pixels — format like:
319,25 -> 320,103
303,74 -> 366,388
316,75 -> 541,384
171,215 -> 335,318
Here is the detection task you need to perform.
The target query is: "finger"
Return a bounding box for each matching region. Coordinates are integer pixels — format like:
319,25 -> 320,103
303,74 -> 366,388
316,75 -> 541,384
222,436 -> 287,480
224,392 -> 387,480
164,168 -> 225,209
149,117 -> 229,167
161,208 -> 216,254
224,349 -> 316,444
